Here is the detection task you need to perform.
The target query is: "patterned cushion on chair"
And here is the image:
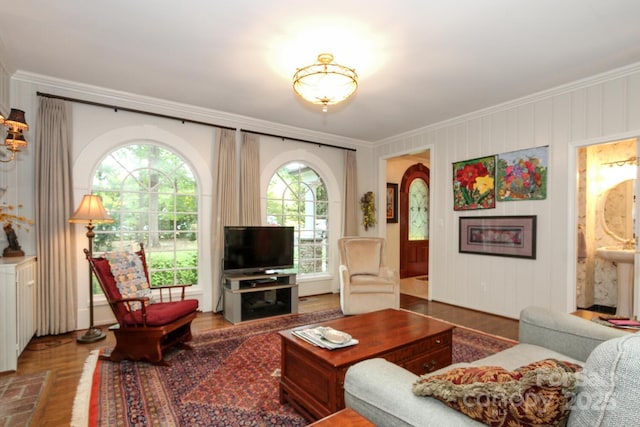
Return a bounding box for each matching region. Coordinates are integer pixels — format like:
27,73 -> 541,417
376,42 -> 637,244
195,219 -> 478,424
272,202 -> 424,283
106,251 -> 153,311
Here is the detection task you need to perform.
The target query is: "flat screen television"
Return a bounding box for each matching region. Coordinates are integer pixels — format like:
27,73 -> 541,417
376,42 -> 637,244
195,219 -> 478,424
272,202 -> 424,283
223,226 -> 295,274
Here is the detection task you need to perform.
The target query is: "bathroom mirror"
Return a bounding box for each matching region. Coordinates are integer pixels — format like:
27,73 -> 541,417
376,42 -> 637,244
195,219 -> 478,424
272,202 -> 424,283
603,179 -> 635,242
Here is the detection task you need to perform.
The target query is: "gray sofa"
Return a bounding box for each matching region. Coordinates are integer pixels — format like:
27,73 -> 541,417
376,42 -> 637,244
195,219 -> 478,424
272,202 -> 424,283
344,306 -> 640,426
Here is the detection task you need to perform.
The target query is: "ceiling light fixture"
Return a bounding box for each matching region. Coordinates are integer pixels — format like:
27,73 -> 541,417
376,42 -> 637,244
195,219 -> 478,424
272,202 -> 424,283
293,53 -> 358,112
0,108 -> 29,163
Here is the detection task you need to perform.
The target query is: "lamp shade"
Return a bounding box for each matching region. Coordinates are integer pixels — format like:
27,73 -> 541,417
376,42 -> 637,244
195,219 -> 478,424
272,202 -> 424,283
4,131 -> 27,152
293,53 -> 358,112
4,109 -> 29,132
69,194 -> 114,224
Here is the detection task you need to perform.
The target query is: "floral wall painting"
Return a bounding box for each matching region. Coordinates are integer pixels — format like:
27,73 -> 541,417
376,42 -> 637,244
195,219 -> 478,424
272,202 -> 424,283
452,155 -> 496,211
459,215 -> 537,259
497,146 -> 548,201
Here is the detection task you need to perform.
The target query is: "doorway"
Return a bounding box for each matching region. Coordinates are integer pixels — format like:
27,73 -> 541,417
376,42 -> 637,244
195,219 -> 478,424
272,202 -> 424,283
385,151 -> 430,299
399,163 -> 430,279
575,138 -> 637,315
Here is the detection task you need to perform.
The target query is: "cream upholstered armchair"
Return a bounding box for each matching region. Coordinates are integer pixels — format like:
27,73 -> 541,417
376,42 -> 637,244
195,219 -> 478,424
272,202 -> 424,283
338,237 -> 400,315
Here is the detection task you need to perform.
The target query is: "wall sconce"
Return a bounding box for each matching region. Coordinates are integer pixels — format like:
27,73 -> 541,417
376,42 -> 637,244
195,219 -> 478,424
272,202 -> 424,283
0,108 -> 29,163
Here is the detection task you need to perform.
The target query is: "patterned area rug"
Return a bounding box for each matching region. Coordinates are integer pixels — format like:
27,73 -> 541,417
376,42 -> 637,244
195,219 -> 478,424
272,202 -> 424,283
451,325 -> 517,363
72,309 -> 516,427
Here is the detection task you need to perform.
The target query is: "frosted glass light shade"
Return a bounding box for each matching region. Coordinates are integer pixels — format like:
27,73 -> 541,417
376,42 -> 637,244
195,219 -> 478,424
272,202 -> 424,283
293,53 -> 358,112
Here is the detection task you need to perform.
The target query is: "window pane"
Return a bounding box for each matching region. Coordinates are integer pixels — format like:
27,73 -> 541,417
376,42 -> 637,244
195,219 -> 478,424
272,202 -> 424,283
92,144 -> 198,288
266,163 -> 328,275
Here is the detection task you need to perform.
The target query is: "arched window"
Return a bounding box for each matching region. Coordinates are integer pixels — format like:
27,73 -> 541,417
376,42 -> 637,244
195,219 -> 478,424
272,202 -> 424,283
266,162 -> 328,275
91,144 -> 198,287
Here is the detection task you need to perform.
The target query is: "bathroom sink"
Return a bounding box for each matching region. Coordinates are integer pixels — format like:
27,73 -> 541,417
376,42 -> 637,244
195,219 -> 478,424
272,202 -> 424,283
596,246 -> 635,317
596,246 -> 635,264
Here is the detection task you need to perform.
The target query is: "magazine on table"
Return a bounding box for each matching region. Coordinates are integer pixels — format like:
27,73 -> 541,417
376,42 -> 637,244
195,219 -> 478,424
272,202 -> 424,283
292,326 -> 358,350
604,318 -> 640,329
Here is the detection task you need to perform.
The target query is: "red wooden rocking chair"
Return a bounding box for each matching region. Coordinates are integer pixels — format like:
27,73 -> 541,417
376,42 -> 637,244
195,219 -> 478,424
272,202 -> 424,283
84,243 -> 199,365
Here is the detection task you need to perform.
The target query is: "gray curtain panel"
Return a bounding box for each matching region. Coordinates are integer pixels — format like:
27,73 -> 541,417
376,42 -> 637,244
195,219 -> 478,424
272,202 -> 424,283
240,133 -> 260,226
34,97 -> 77,335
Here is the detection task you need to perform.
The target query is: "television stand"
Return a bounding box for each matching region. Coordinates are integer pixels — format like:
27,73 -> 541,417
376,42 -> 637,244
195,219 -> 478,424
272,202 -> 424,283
223,272 -> 298,323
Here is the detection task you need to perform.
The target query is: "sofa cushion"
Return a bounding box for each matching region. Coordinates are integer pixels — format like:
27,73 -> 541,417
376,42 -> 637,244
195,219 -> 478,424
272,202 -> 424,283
567,332 -> 640,427
106,250 -> 153,311
413,359 -> 581,427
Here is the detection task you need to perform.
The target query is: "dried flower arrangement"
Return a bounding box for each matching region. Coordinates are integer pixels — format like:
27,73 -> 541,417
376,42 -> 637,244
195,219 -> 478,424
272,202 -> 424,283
360,191 -> 376,231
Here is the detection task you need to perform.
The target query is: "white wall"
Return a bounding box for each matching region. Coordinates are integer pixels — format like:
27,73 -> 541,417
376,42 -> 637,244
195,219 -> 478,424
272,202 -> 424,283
7,55 -> 640,325
7,72 -> 374,330
375,63 -> 640,319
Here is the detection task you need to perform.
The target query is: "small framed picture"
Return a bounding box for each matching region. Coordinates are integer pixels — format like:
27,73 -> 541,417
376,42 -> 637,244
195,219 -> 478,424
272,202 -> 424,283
386,183 -> 398,223
459,215 -> 536,259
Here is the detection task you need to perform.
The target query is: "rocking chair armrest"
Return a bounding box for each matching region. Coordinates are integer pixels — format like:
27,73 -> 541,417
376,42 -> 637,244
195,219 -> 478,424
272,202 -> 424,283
111,296 -> 151,320
154,283 -> 192,302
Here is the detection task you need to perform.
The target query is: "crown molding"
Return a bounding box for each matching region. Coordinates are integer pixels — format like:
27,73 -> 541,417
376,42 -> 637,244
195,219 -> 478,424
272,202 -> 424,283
12,71 -> 369,149
377,61 -> 640,145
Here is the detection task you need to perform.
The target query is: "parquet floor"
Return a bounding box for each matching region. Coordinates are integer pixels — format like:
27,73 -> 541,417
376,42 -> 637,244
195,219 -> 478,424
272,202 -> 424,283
2,292 -> 519,426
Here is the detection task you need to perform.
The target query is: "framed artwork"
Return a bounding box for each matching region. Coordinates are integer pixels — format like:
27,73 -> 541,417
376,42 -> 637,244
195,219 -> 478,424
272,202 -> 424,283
452,155 -> 496,211
497,146 -> 548,201
386,183 -> 398,223
459,215 -> 537,259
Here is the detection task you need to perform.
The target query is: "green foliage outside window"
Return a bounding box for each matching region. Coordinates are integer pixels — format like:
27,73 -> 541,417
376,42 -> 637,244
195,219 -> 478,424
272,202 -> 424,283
266,162 -> 328,275
90,144 -> 199,290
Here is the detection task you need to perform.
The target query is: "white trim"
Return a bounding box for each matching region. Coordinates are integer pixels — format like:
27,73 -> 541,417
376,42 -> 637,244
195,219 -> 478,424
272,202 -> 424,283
13,70 -> 370,149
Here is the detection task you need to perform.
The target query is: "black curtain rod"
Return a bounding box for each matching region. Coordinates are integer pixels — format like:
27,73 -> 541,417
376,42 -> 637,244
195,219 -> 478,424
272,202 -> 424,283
241,129 -> 356,152
36,91 -> 236,130
36,92 -> 356,152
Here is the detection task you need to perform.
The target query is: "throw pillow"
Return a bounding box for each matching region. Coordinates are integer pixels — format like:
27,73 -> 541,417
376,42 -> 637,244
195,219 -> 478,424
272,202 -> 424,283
413,359 -> 582,427
105,250 -> 153,311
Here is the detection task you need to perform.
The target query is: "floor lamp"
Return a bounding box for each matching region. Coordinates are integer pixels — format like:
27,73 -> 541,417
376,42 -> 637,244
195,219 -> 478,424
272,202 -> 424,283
69,194 -> 114,343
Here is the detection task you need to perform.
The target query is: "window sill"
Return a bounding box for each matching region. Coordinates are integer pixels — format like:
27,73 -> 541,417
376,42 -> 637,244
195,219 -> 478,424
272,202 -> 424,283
296,273 -> 333,283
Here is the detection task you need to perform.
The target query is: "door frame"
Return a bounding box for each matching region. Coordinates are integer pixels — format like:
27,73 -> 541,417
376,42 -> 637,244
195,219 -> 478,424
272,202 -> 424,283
568,132 -> 640,315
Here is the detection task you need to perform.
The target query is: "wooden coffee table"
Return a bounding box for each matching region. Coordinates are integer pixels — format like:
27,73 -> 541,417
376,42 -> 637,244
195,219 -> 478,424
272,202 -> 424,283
278,308 -> 454,420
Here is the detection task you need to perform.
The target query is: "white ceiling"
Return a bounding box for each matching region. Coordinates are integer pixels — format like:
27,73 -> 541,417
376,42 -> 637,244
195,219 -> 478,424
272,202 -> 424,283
2,1 -> 640,143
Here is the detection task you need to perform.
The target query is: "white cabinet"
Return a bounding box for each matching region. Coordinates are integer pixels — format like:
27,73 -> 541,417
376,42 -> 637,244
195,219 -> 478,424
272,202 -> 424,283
0,256 -> 37,372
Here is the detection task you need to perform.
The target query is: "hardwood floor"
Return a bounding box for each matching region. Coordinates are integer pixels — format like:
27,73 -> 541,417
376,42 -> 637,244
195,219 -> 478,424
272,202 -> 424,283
4,293 -> 519,426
